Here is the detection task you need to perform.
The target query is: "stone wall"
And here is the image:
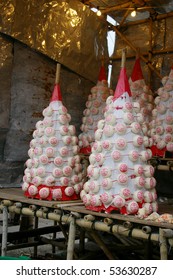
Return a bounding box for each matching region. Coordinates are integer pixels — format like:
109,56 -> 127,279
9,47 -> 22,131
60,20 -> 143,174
0,34 -> 94,186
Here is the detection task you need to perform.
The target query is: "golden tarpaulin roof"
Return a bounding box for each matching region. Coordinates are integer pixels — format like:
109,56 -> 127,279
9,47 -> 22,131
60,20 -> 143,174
0,0 -> 108,83
0,0 -> 173,85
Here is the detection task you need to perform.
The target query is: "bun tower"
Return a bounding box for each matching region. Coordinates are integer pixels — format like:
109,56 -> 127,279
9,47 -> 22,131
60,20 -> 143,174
149,65 -> 173,157
22,64 -> 83,201
129,54 -> 154,137
80,49 -> 158,217
78,63 -> 113,155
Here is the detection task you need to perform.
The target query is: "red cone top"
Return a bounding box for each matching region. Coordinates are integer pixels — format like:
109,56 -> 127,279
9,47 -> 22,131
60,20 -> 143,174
98,65 -> 107,81
113,67 -> 131,100
131,58 -> 144,82
50,84 -> 62,102
171,64 -> 173,70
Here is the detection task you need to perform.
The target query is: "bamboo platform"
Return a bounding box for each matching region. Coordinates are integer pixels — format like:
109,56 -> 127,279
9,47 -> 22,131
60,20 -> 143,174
0,188 -> 173,260
0,187 -> 83,208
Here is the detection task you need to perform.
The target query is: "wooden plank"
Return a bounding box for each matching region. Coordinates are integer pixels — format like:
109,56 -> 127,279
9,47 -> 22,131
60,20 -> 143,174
0,188 -> 82,208
1,188 -> 173,229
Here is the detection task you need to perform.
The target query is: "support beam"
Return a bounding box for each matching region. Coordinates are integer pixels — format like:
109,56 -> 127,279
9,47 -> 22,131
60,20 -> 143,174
88,231 -> 117,260
66,216 -> 76,260
110,23 -> 162,79
159,228 -> 168,260
1,206 -> 8,256
120,11 -> 173,28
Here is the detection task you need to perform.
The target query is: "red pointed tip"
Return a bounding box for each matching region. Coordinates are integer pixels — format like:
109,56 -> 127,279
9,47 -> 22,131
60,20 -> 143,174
113,67 -> 131,100
50,84 -> 62,102
98,65 -> 107,81
131,58 -> 144,82
171,65 -> 173,70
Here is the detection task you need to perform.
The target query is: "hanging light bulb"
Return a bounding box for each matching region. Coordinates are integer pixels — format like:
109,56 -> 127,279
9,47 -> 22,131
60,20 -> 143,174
131,9 -> 137,17
97,10 -> 102,16
96,8 -> 102,16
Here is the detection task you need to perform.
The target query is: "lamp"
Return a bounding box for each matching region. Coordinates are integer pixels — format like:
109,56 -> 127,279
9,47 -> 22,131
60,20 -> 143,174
131,9 -> 137,17
96,7 -> 102,16
97,10 -> 102,16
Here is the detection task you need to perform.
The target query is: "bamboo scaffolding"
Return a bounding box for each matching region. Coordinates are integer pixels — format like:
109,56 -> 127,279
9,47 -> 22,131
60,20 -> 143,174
0,204 -> 163,240
1,201 -> 173,259
103,217 -> 113,225
119,11 -> 173,28
76,219 -> 159,242
101,2 -> 133,14
109,23 -> 162,79
159,228 -> 168,260
154,165 -> 173,171
118,3 -> 132,29
142,226 -> 152,234
148,18 -> 153,85
1,206 -> 8,256
66,217 -> 76,260
87,231 -> 117,260
111,48 -> 173,60
0,225 -> 64,242
123,221 -> 133,229
84,214 -> 95,221
55,63 -> 61,84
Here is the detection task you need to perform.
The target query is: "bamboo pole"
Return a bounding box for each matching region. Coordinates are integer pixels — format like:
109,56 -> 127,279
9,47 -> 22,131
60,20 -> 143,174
113,232 -> 137,246
123,221 -> 133,229
162,229 -> 173,238
0,204 -> 168,245
142,226 -> 152,234
148,17 -> 153,85
104,217 -> 113,225
1,199 -> 13,206
119,11 -> 173,28
54,209 -> 61,214
14,202 -> 22,208
121,48 -> 126,68
159,228 -> 168,260
88,231 -> 117,260
58,221 -> 69,240
84,214 -> 95,221
40,236 -> 66,249
2,204 -> 173,259
110,24 -> 162,79
29,205 -> 37,211
55,63 -> 61,84
118,3 -> 132,29
1,206 -> 8,256
101,2 -> 133,14
76,219 -> 159,242
111,47 -> 173,60
66,216 -> 76,260
40,207 -> 49,213
154,165 -> 173,171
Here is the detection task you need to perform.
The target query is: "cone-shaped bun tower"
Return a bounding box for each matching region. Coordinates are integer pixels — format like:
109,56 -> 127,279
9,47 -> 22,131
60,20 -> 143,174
80,49 -> 158,217
129,55 -> 154,137
149,65 -> 173,156
22,64 -> 83,201
78,62 -> 113,155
